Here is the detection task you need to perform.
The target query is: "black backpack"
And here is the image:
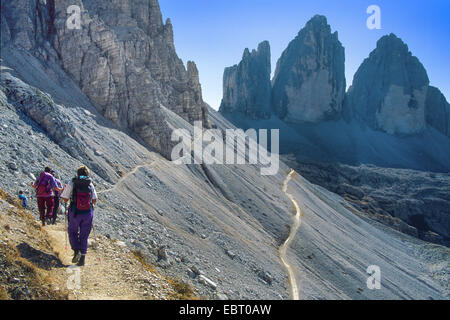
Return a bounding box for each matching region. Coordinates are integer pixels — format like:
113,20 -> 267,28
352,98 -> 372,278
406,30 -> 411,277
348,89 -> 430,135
71,178 -> 92,214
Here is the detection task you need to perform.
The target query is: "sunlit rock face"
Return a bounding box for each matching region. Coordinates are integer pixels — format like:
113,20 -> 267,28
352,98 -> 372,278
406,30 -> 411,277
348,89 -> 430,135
271,15 -> 346,123
1,0 -> 209,158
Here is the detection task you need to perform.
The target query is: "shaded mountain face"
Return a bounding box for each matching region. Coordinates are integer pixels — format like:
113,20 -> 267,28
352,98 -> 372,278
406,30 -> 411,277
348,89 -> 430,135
271,15 -> 346,123
219,17 -> 450,172
345,34 -> 429,135
1,0 -> 209,158
219,41 -> 272,119
345,33 -> 450,136
425,86 -> 450,137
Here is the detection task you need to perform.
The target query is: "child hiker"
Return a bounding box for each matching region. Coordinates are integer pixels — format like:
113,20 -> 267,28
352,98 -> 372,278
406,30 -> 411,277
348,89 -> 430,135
18,191 -> 27,209
61,166 -> 97,267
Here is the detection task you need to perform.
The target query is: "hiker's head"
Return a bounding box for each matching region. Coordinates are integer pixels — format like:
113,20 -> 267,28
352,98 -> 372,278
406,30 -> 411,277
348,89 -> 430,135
77,166 -> 90,178
44,167 -> 52,173
19,191 -> 23,195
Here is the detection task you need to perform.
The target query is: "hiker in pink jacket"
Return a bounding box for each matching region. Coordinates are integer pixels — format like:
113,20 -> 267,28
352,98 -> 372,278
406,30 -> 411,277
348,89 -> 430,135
31,167 -> 62,226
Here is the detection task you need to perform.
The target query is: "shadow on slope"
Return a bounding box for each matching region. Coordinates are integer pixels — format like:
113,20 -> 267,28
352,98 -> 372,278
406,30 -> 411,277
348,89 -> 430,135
221,112 -> 450,173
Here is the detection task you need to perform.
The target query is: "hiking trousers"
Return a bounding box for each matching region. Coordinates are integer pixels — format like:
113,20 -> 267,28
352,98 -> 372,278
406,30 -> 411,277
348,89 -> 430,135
68,208 -> 93,255
52,196 -> 60,223
37,196 -> 54,221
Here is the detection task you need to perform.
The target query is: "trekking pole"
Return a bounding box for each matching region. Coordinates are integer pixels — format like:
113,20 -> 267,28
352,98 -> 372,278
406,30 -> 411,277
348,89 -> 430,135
29,187 -> 33,215
91,204 -> 101,261
64,202 -> 69,251
28,173 -> 36,218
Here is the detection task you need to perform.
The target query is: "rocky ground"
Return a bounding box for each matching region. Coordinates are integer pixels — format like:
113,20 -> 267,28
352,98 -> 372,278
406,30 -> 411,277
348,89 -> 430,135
283,158 -> 450,246
1,16 -> 449,298
0,62 -> 292,300
285,173 -> 449,299
0,187 -> 193,300
1,71 -> 449,299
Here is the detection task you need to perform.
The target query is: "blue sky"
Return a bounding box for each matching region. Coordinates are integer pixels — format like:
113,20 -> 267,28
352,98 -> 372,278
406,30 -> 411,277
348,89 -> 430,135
159,0 -> 450,110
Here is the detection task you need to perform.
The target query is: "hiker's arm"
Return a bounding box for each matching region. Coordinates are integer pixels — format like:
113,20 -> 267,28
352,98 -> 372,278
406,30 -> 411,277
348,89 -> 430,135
60,182 -> 72,203
90,183 -> 98,206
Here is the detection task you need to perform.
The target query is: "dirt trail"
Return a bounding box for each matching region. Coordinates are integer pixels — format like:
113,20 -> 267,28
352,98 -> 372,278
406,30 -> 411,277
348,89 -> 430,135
98,161 -> 154,194
0,193 -> 175,300
44,223 -> 173,300
35,159 -> 187,300
280,169 -> 302,300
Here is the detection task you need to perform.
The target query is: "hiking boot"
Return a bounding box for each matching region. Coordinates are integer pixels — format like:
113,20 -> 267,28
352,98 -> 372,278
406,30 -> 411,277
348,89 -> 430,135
72,250 -> 81,263
77,255 -> 85,267
41,220 -> 46,227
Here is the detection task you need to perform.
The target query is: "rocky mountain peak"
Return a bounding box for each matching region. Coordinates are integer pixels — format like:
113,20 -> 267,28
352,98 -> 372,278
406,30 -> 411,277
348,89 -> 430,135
376,33 -> 409,51
271,15 -> 346,123
303,14 -> 330,32
219,41 -> 272,119
426,86 -> 450,137
345,33 -> 433,135
1,0 -> 209,159
257,40 -> 270,52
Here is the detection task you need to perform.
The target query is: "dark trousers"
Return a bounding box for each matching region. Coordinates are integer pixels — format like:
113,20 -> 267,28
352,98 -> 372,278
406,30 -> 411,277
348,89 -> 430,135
37,197 -> 54,221
52,197 -> 60,222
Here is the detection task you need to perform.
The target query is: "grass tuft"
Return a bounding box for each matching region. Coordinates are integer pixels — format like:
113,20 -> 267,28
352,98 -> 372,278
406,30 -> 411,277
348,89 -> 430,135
131,249 -> 157,274
168,278 -> 197,300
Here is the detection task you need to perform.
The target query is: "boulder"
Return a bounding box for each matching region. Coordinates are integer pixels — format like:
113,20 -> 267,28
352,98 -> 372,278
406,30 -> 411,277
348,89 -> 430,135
257,270 -> 273,285
198,275 -> 217,290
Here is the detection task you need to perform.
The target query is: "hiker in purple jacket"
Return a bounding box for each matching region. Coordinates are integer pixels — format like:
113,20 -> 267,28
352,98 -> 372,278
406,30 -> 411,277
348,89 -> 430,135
50,170 -> 63,225
31,167 -> 62,226
61,166 -> 97,267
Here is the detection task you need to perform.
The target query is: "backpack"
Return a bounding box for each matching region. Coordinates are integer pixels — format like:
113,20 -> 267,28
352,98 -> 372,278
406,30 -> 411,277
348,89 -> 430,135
71,178 -> 92,214
36,172 -> 53,197
54,179 -> 63,198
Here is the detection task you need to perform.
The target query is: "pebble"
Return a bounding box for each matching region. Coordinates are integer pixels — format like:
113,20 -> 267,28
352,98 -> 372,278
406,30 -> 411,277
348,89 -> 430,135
11,278 -> 20,283
116,241 -> 127,247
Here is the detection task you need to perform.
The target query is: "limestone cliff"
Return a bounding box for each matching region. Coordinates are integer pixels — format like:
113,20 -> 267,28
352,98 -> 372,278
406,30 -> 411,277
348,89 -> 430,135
219,41 -> 272,119
271,15 -> 346,123
1,0 -> 209,158
344,34 -> 430,135
425,86 -> 450,137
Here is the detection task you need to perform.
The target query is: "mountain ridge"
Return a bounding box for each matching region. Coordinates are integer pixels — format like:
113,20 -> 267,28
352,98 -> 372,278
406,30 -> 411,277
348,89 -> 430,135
220,16 -> 450,139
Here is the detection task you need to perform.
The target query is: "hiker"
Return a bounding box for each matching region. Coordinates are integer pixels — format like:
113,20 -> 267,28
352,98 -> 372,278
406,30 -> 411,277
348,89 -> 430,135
61,166 -> 97,267
30,167 -> 60,226
18,191 -> 27,209
50,170 -> 63,225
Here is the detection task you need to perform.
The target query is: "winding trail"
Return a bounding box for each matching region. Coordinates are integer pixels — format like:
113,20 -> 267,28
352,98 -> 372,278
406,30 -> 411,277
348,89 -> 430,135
97,160 -> 303,300
98,162 -> 154,195
280,169 -> 302,300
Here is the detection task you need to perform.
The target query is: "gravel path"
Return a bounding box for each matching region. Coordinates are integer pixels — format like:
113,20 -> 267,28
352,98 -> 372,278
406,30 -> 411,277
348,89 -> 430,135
280,170 -> 301,300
